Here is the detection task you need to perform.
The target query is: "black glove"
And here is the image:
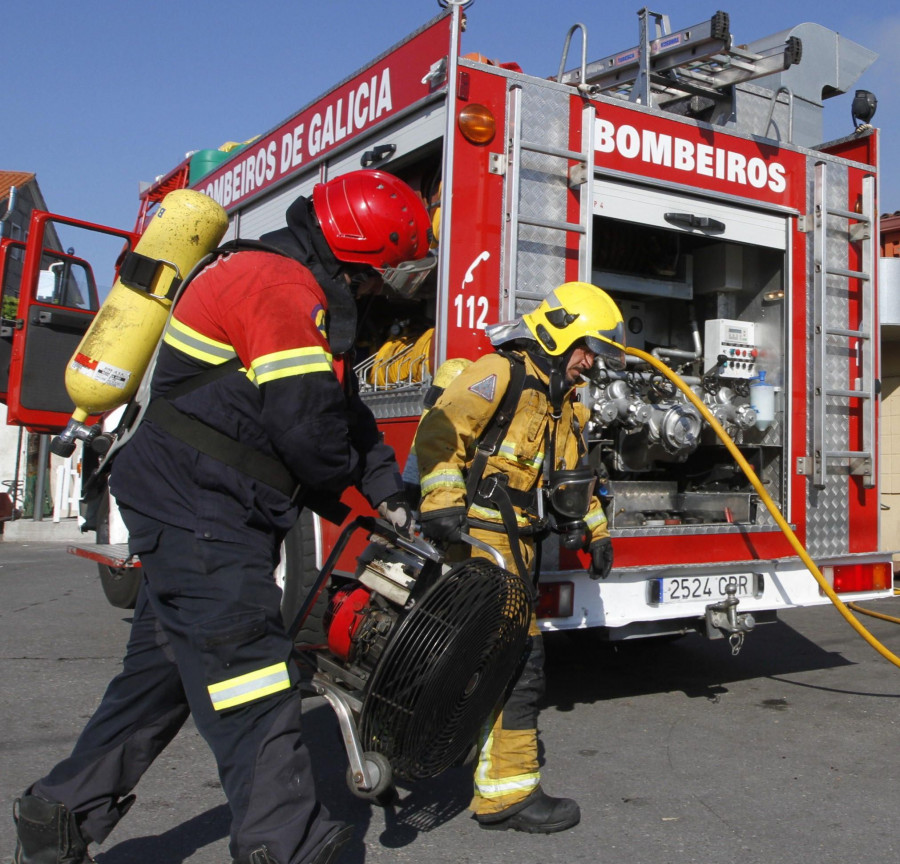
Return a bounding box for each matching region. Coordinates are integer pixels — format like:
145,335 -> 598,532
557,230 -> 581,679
589,537 -> 614,580
377,491 -> 414,537
420,508 -> 468,544
559,520 -> 590,551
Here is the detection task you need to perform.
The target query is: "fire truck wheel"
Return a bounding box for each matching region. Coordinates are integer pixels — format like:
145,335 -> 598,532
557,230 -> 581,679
98,564 -> 142,610
96,490 -> 141,610
278,508 -> 327,645
346,751 -> 396,805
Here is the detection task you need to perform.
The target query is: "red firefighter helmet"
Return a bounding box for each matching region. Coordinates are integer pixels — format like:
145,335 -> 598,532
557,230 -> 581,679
313,170 -> 432,269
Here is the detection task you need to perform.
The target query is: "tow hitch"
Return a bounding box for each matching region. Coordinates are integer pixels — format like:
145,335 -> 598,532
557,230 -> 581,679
706,581 -> 755,654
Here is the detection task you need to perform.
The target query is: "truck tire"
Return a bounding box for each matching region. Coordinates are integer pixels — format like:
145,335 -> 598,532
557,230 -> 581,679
95,493 -> 142,610
279,508 -> 328,647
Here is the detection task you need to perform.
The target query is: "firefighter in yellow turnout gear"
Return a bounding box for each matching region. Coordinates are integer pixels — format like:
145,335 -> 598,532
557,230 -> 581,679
415,282 -> 625,833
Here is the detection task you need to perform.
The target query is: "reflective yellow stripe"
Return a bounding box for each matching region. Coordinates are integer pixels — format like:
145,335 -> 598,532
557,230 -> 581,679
475,726 -> 495,785
474,728 -> 540,798
163,317 -> 237,365
468,502 -> 531,526
207,661 -> 290,711
247,347 -> 333,385
497,441 -> 544,470
420,468 -> 466,496
475,772 -> 541,798
585,507 -> 608,531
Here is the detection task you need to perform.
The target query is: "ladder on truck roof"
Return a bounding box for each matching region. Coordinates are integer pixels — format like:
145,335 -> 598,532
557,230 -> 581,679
809,163 -> 877,488
558,9 -> 802,109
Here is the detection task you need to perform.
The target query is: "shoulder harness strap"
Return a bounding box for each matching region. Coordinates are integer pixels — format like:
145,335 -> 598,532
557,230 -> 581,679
464,351 -> 529,505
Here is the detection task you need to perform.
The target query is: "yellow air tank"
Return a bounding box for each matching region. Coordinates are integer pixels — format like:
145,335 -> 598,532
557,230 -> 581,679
51,189 -> 228,456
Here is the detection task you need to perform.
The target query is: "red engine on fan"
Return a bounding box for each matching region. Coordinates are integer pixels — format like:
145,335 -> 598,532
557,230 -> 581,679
325,585 -> 372,660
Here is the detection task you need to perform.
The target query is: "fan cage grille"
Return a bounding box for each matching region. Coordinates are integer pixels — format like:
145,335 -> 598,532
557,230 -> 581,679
359,558 -> 532,780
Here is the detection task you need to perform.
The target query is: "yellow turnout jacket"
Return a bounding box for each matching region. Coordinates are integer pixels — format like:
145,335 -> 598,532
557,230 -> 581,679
415,349 -> 609,543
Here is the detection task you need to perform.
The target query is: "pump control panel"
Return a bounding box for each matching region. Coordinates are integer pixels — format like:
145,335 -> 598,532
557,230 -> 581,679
703,319 -> 759,379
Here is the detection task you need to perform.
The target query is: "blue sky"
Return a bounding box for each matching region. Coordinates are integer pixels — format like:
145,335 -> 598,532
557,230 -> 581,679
5,0 -> 899,262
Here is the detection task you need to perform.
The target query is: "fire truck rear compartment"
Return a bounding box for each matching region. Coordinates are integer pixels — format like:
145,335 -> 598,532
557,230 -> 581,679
586,216 -> 787,533
351,167 -> 790,534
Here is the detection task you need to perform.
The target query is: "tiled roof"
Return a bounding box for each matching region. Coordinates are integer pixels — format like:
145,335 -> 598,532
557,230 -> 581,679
0,171 -> 36,202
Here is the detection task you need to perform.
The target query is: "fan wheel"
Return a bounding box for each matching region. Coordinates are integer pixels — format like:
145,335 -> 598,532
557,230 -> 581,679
346,750 -> 395,804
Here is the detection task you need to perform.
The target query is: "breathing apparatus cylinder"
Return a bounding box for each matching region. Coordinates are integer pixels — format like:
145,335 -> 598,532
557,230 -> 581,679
51,190 -> 229,456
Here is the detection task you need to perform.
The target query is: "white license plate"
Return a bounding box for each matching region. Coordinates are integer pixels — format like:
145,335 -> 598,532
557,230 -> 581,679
653,573 -> 757,604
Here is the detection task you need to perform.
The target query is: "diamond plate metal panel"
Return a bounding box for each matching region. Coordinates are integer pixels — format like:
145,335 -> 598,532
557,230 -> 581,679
513,84 -> 576,314
361,388 -> 426,420
756,447 -> 783,529
806,157 -> 849,557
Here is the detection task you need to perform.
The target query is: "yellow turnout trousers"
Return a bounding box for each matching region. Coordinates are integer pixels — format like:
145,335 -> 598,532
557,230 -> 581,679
457,527 -> 544,816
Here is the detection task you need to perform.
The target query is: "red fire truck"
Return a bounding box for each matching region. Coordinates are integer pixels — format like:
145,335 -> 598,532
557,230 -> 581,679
3,2 -> 893,645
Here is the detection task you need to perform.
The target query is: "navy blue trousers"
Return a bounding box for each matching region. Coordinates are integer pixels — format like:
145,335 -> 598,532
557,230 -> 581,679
32,508 -> 341,864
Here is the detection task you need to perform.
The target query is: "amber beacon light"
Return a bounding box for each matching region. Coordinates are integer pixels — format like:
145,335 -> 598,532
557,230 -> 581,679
458,104 -> 496,144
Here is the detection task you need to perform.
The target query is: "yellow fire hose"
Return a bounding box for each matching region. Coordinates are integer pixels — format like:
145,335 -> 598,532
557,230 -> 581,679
625,345 -> 900,668
846,596 -> 900,625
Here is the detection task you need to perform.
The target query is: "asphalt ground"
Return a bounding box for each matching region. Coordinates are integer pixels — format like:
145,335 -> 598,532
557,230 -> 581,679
2,541 -> 900,864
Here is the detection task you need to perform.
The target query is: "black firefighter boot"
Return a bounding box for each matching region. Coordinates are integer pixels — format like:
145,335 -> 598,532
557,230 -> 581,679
13,794 -> 92,864
475,786 -> 581,834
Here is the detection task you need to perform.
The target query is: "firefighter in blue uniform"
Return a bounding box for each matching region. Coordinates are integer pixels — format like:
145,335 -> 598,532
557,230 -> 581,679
11,170 -> 431,864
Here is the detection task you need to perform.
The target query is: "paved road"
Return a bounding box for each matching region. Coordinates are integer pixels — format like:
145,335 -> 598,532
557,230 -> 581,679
2,541 -> 900,864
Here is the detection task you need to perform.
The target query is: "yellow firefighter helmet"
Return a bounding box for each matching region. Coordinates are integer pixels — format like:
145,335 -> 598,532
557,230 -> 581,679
523,281 -> 626,370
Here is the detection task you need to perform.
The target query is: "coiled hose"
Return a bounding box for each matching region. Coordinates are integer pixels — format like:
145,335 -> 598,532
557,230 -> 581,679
625,345 -> 900,668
